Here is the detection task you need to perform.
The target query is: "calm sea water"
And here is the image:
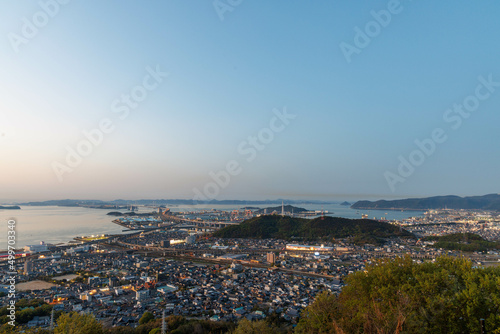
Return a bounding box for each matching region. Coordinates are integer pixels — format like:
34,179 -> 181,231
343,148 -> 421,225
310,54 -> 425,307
0,203 -> 423,250
0,206 -> 127,251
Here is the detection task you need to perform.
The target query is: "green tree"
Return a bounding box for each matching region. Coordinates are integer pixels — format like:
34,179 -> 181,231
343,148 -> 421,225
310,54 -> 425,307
139,311 -> 155,325
17,308 -> 36,324
294,291 -> 339,334
135,319 -> 161,334
0,326 -> 50,334
167,315 -> 186,330
54,312 -> 104,334
234,318 -> 275,334
106,326 -> 135,334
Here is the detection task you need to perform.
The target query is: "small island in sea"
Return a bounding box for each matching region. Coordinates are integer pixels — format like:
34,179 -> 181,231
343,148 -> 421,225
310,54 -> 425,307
107,211 -> 155,217
0,205 -> 21,210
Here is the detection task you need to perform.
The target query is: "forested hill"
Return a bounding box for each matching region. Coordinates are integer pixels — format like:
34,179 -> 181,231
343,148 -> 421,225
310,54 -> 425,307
351,193 -> 500,211
213,215 -> 413,244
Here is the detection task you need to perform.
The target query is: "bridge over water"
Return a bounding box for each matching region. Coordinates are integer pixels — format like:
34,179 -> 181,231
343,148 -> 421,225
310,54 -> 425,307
162,214 -> 239,229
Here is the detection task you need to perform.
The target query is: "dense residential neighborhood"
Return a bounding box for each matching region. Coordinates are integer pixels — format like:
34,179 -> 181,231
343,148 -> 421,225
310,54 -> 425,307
2,208 -> 500,331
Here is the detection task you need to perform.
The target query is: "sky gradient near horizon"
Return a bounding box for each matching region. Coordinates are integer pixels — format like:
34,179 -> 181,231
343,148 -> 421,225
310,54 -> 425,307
1,1 -> 500,202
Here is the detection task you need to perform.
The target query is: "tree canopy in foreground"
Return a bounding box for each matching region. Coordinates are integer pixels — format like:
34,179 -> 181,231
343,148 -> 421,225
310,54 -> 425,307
296,256 -> 500,334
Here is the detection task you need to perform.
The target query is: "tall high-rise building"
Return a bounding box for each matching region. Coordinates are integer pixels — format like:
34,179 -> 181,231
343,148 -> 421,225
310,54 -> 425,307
267,252 -> 276,264
24,260 -> 33,275
109,277 -> 119,288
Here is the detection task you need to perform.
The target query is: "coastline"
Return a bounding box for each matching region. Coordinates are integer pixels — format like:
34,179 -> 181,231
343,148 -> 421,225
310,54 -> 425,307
350,207 -> 425,212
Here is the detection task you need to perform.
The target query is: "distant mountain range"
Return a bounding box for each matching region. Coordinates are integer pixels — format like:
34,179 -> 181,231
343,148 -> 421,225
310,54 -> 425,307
213,215 -> 413,245
351,194 -> 500,211
18,199 -> 334,207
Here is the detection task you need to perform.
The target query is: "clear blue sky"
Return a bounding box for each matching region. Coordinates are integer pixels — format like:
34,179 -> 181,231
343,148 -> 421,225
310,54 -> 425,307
1,0 -> 500,202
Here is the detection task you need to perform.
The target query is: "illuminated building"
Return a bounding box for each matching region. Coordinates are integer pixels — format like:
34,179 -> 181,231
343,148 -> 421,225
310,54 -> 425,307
285,244 -> 333,251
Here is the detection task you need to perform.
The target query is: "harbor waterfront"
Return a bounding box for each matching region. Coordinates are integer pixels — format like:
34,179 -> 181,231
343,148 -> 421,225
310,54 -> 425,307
0,203 -> 423,250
